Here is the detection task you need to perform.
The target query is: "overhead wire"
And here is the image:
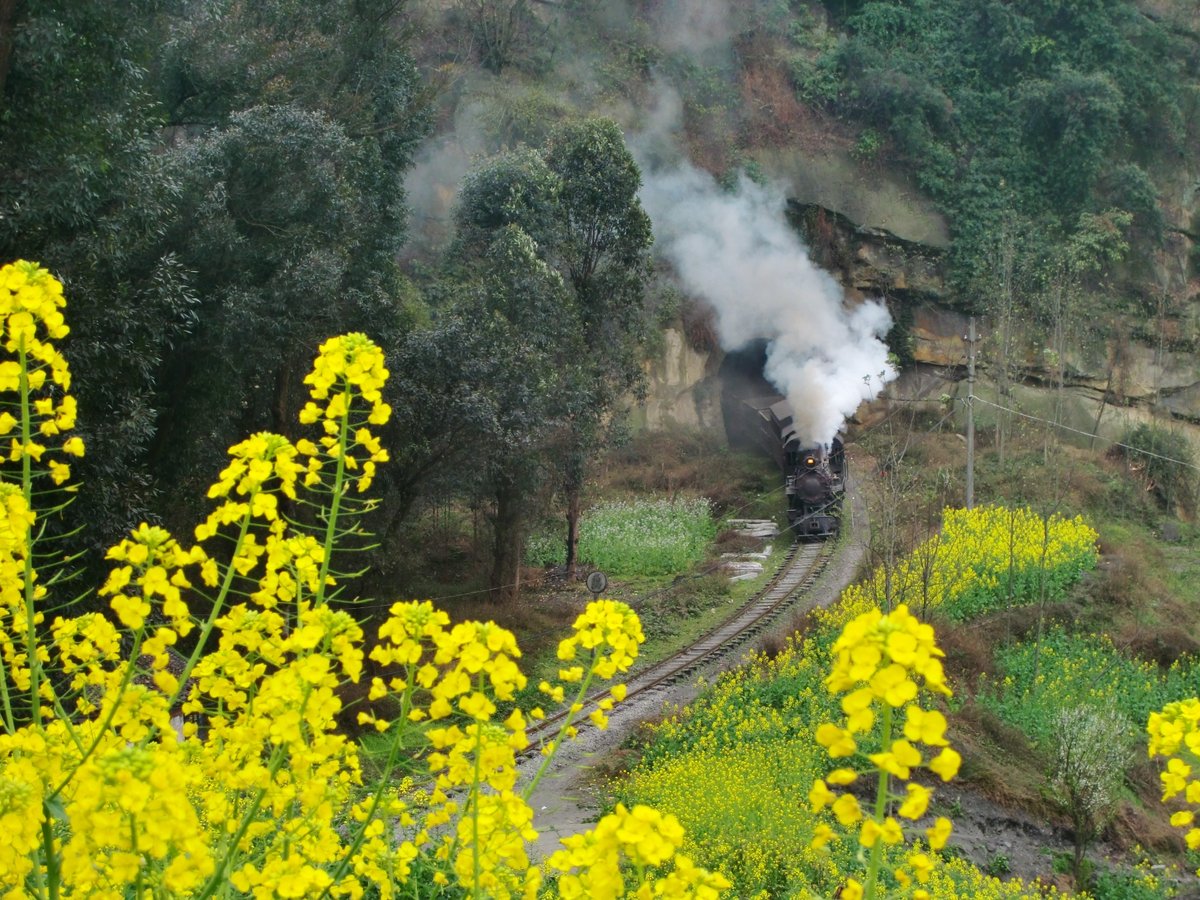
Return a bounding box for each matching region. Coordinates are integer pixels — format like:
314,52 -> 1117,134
969,394 -> 1200,472
414,371 -> 1187,610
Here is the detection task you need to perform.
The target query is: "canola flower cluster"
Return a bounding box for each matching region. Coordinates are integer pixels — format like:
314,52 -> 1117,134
622,602 -> 1084,898
809,604 -> 961,900
545,803 -> 730,899
832,506 -> 1098,625
0,262 -> 728,900
1147,698 -> 1200,861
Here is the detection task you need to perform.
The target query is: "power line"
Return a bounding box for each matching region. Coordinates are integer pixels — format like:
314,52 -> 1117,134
423,374 -> 1185,609
970,394 -> 1200,473
426,386 -> 964,610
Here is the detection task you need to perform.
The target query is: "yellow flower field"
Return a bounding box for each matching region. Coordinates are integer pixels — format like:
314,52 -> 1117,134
0,261 -> 726,899
831,505 -> 1099,624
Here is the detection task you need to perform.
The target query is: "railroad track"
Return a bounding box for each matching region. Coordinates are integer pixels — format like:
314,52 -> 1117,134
524,538 -> 835,752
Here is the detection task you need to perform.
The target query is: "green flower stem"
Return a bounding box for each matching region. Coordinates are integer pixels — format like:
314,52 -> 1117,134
45,687 -> 84,754
195,718 -> 292,899
38,811 -> 58,900
167,506 -> 254,714
318,662 -> 417,899
314,389 -> 353,608
522,654 -> 598,801
472,695 -> 484,900
0,644 -> 15,732
865,704 -> 894,900
18,340 -> 42,728
131,817 -> 145,900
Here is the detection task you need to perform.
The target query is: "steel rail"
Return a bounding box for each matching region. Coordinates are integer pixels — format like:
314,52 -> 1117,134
523,537 -> 835,752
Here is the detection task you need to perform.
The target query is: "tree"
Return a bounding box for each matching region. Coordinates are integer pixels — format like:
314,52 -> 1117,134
452,147 -> 560,257
525,119 -> 654,574
1018,68 -> 1123,216
814,0 -> 1193,298
1050,705 -> 1132,889
0,0 -> 432,554
148,0 -> 431,532
465,226 -> 580,601
1036,209 -> 1131,462
0,1 -> 198,551
451,119 -> 654,579
455,0 -> 540,75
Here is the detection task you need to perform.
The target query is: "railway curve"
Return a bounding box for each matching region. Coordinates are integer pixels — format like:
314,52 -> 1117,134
521,465 -> 871,858
523,541 -> 832,752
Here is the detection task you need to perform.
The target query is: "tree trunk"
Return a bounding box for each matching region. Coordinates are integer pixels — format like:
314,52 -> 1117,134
562,448 -> 585,577
0,0 -> 19,105
1090,367 -> 1114,451
564,485 -> 581,577
1072,820 -> 1089,890
996,218 -> 1015,464
490,480 -> 524,603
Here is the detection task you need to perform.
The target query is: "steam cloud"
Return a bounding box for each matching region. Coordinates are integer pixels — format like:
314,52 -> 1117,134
637,155 -> 896,446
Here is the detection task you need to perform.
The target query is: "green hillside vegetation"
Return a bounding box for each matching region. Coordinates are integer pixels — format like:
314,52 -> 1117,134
2,0 -> 1196,599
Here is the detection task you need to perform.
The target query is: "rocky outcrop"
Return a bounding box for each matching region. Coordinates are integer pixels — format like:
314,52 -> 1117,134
641,197 -> 1200,459
786,201 -> 949,307
753,145 -> 950,249
636,327 -> 723,430
898,302 -> 1200,423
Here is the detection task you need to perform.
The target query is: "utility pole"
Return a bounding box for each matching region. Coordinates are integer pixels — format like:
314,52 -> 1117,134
965,316 -> 977,510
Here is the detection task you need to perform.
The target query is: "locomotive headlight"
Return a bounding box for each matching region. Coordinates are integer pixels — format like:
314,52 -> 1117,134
805,456 -> 816,466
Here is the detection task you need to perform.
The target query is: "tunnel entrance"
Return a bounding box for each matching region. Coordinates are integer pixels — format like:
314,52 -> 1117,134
718,339 -> 781,452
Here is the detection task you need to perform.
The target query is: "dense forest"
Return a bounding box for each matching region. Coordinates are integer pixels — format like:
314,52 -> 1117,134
2,0 -> 1196,605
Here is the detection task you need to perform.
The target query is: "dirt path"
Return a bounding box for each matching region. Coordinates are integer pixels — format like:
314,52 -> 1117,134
523,462 -> 872,860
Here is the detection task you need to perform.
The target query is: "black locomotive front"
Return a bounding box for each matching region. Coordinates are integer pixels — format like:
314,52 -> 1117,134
729,395 -> 846,538
786,441 -> 844,538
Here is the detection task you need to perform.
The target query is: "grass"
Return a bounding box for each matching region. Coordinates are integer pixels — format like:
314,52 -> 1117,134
576,496 -> 718,577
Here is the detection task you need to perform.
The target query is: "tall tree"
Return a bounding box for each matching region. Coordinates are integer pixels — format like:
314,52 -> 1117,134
150,0 -> 431,530
453,118 -> 653,578
0,1 -> 198,549
541,119 -> 653,574
466,226 -> 579,601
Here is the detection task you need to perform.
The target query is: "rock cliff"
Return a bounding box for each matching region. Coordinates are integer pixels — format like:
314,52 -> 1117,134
643,186 -> 1200,457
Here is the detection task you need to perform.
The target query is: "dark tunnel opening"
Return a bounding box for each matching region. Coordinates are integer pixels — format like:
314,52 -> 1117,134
717,339 -> 778,452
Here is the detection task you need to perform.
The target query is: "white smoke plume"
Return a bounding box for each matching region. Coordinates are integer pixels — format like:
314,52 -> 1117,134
632,82 -> 895,446
639,160 -> 896,445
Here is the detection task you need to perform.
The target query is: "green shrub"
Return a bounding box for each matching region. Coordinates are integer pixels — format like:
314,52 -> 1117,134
1117,423 -> 1197,514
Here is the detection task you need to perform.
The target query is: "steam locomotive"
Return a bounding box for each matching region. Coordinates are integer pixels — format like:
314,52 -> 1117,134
739,396 -> 846,538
